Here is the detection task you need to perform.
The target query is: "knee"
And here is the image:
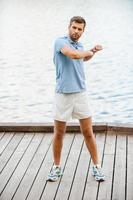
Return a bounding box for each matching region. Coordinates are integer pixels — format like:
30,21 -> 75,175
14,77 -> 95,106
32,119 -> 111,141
82,127 -> 93,139
54,127 -> 65,140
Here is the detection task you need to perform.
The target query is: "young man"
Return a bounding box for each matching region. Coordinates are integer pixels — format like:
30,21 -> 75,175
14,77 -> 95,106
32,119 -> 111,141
47,16 -> 105,182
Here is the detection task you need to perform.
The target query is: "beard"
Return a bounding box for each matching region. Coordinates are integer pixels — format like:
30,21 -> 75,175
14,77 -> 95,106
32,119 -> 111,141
70,33 -> 80,41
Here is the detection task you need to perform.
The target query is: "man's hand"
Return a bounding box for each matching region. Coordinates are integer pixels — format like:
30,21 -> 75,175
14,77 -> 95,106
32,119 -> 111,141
91,45 -> 103,53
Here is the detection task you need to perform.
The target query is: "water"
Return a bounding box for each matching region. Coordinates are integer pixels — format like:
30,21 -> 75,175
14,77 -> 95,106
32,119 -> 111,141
0,0 -> 133,123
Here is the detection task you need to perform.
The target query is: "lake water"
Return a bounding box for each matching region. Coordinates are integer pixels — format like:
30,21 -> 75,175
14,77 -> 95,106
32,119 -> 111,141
0,0 -> 133,124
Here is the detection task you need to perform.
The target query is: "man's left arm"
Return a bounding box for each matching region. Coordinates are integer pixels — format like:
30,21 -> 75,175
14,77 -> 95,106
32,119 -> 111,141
84,45 -> 103,61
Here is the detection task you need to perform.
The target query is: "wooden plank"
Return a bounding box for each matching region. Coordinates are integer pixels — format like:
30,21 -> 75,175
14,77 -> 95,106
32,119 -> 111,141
0,133 -> 24,173
27,133 -> 75,200
68,141 -> 91,200
127,134 -> 133,200
0,122 -> 107,133
112,134 -> 126,200
52,134 -> 83,200
0,133 -> 34,194
0,132 -> 5,140
0,133 -> 14,155
0,133 -> 44,200
12,134 -> 53,200
97,133 -> 116,200
107,123 -> 133,134
1,122 -> 133,133
83,133 -> 106,200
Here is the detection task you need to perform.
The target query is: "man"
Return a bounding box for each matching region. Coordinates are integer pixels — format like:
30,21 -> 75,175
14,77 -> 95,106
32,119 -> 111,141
47,16 -> 105,182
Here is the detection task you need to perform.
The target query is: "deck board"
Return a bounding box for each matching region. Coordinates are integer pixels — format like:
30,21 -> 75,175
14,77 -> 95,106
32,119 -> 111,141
98,133 -> 116,200
127,134 -> 133,200
13,134 -> 52,200
0,131 -> 133,200
0,133 -> 24,173
0,133 -> 44,200
0,132 -> 5,141
83,133 -> 106,200
112,134 -> 127,200
68,142 -> 91,200
0,133 -> 14,155
0,133 -> 34,195
26,134 -> 54,200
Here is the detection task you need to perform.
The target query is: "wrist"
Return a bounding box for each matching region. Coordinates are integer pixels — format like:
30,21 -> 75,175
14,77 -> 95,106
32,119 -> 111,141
89,50 -> 94,56
89,49 -> 95,56
90,48 -> 97,54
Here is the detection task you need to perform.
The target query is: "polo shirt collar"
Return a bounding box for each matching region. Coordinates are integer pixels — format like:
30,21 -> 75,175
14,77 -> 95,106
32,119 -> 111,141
66,36 -> 78,45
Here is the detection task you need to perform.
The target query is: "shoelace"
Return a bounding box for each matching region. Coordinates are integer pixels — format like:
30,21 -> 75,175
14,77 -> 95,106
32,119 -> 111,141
52,167 -> 60,174
96,167 -> 104,176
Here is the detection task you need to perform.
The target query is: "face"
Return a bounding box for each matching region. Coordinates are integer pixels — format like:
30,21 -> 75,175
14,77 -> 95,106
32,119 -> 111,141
68,21 -> 85,41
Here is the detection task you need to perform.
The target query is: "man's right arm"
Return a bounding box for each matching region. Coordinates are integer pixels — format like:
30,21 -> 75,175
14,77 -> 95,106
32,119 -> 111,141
60,46 -> 94,59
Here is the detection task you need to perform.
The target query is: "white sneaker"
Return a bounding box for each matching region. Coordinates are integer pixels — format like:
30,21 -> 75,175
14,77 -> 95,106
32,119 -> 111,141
47,165 -> 63,182
92,165 -> 105,182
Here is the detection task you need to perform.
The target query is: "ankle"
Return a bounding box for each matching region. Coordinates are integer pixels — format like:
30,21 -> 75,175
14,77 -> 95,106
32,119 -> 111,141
93,164 -> 101,168
53,164 -> 60,168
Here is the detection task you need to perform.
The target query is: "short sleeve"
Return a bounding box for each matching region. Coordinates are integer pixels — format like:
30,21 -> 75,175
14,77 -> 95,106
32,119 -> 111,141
54,38 -> 68,53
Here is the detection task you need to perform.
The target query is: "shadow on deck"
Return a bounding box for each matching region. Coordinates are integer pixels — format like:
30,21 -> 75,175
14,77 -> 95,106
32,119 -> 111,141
0,123 -> 133,200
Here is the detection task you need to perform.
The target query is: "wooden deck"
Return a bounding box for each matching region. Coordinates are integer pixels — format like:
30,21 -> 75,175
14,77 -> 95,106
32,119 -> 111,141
0,130 -> 133,200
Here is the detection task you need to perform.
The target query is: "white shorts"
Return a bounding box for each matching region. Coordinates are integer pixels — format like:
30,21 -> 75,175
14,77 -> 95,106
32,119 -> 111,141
53,91 -> 92,122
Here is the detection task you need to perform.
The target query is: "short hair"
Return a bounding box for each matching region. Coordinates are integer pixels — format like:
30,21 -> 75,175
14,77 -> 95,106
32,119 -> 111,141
69,16 -> 86,28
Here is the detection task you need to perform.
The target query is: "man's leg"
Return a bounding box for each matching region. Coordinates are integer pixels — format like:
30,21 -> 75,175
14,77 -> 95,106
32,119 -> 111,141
79,117 -> 99,165
79,117 -> 105,181
47,120 -> 66,181
53,120 -> 66,166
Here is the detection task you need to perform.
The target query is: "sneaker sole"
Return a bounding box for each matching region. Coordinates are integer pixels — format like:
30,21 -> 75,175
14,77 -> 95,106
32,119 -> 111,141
95,177 -> 105,182
92,173 -> 105,182
47,173 -> 63,182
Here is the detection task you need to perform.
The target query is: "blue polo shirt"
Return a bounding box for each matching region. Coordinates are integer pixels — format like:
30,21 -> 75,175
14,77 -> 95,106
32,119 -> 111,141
53,36 -> 86,93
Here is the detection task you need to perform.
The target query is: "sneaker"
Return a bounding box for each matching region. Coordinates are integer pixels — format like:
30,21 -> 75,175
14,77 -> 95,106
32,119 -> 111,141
47,165 -> 63,182
92,165 -> 105,182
